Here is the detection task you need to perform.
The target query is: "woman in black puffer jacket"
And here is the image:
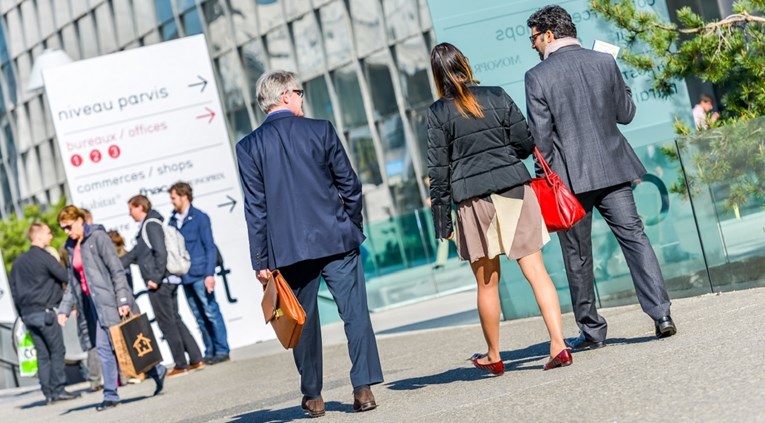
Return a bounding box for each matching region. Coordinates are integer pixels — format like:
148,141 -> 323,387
427,43 -> 570,375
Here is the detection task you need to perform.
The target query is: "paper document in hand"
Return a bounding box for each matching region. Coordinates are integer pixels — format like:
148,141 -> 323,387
592,40 -> 620,59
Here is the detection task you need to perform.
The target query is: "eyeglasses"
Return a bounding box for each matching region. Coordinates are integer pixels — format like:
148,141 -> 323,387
529,32 -> 544,43
60,223 -> 73,232
287,89 -> 304,98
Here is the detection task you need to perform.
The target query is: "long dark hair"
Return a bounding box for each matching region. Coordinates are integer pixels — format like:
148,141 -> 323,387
430,43 -> 484,119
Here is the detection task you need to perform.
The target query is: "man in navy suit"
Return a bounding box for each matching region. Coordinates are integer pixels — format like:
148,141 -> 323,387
236,70 -> 383,417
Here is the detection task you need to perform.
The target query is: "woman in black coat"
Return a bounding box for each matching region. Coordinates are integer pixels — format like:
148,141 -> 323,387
427,43 -> 571,375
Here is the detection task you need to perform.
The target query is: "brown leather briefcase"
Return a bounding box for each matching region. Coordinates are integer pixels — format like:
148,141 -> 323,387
261,270 -> 306,349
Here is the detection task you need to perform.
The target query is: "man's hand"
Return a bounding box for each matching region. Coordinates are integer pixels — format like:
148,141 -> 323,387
147,281 -> 159,290
711,111 -> 720,122
118,305 -> 131,317
204,276 -> 215,294
257,269 -> 273,288
57,314 -> 68,326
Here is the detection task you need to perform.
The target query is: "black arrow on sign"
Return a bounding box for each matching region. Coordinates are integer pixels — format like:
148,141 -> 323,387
188,75 -> 208,93
218,195 -> 237,213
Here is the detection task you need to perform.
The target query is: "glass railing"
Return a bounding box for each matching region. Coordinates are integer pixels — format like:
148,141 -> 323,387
675,116 -> 765,293
318,120 -> 765,325
317,207 -> 475,324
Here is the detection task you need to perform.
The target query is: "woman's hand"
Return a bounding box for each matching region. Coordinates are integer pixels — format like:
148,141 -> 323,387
444,231 -> 455,241
118,305 -> 131,317
57,314 -> 68,326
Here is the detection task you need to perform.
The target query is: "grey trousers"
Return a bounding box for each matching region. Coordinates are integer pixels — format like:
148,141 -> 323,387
558,183 -> 671,342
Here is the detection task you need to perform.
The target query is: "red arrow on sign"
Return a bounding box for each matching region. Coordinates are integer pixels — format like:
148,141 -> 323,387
196,107 -> 216,123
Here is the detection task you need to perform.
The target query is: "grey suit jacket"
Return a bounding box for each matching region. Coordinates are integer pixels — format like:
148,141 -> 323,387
524,45 -> 646,194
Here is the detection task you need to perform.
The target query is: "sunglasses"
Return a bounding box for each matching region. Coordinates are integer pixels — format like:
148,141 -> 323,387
288,89 -> 304,98
60,223 -> 73,231
529,32 -> 544,43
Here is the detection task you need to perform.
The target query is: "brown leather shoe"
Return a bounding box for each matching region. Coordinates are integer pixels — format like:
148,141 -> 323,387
167,367 -> 188,377
352,386 -> 377,412
301,396 -> 325,418
189,361 -> 206,371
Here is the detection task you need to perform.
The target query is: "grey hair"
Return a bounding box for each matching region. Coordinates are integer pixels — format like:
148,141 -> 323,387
256,70 -> 299,113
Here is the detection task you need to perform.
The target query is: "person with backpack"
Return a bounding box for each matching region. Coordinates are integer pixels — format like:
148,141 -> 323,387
122,195 -> 204,377
168,182 -> 230,365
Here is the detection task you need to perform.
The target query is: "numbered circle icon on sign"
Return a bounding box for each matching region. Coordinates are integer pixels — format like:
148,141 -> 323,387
108,145 -> 121,159
70,154 -> 83,167
90,149 -> 102,163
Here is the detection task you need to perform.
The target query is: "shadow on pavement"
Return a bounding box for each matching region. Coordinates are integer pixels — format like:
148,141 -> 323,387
60,395 -> 148,414
386,341 -> 556,391
385,367 -> 491,391
228,401 -> 346,422
376,310 -> 479,336
19,399 -> 48,409
605,336 -> 656,346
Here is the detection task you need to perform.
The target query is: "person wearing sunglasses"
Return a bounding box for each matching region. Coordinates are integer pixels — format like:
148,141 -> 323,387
237,70 -> 382,417
524,6 -> 676,350
56,205 -> 168,411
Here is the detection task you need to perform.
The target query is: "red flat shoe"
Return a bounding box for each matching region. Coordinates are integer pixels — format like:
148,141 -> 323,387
543,349 -> 573,370
470,353 -> 504,376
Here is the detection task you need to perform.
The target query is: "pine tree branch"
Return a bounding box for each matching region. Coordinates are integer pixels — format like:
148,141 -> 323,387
653,13 -> 765,34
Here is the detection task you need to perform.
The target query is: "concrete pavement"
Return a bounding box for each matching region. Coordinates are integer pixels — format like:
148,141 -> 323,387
1,286 -> 764,422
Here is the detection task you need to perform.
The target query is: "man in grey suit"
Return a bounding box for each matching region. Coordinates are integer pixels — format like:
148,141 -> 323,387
524,5 -> 676,350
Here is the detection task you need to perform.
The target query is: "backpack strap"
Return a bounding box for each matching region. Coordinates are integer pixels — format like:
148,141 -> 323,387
140,217 -> 163,249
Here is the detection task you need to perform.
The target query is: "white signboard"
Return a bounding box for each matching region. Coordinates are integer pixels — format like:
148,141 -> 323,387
43,35 -> 272,352
0,250 -> 17,324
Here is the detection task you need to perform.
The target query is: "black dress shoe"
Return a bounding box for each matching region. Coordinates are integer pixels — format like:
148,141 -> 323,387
48,390 -> 81,403
96,400 -> 119,411
655,316 -> 677,338
153,365 -> 167,396
564,334 -> 607,351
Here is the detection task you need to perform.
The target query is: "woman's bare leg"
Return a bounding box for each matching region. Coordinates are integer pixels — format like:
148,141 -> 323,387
517,251 -> 566,357
470,256 -> 502,364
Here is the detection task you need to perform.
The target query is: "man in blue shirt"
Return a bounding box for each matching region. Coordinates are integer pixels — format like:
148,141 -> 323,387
168,182 -> 230,364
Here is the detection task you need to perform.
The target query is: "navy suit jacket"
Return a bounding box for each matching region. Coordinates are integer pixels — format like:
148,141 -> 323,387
236,111 -> 365,271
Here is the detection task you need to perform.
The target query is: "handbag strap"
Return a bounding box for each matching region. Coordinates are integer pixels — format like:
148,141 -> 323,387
533,147 -> 554,181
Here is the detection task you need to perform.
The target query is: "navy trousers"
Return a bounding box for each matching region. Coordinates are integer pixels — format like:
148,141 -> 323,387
279,248 -> 383,398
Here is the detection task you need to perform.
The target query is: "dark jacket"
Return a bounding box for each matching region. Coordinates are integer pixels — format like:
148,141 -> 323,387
59,224 -> 138,350
427,85 -> 534,239
168,205 -> 216,283
121,209 -> 169,286
525,45 -> 645,194
236,110 -> 365,270
9,246 -> 68,316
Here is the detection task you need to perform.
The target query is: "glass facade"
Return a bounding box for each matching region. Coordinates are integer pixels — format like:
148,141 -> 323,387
0,0 -> 762,326
0,0 -> 437,222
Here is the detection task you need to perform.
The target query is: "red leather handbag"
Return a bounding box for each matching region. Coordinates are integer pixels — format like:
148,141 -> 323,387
530,147 -> 586,232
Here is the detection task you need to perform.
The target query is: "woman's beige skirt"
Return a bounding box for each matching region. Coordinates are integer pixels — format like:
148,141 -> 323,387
455,184 -> 550,263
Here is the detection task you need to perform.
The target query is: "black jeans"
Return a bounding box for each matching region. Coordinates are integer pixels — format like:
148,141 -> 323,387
148,283 -> 202,368
22,310 -> 66,399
